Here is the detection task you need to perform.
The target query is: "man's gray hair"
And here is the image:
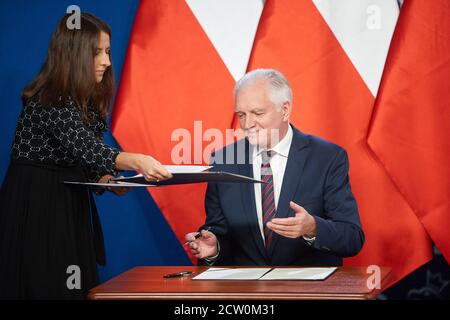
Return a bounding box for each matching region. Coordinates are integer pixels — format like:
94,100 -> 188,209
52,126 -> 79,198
234,68 -> 293,109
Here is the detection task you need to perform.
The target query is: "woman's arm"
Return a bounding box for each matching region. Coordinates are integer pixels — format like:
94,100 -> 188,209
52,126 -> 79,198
115,152 -> 172,181
41,100 -> 171,182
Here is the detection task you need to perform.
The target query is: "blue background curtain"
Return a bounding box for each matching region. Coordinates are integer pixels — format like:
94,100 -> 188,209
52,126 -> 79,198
0,0 -> 190,284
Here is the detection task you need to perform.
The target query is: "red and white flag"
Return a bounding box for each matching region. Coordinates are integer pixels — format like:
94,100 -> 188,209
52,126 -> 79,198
368,0 -> 450,263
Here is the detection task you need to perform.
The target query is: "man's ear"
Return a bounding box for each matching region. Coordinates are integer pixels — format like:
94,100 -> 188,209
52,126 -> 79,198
282,101 -> 291,121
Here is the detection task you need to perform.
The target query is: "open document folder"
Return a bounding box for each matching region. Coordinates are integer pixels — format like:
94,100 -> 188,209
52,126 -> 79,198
191,267 -> 337,281
64,165 -> 263,187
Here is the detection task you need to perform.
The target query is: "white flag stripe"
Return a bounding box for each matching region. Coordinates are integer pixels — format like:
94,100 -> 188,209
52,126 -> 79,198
313,0 -> 399,97
186,0 -> 264,81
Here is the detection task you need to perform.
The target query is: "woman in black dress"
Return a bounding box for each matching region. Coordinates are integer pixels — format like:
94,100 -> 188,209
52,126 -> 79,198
0,12 -> 171,299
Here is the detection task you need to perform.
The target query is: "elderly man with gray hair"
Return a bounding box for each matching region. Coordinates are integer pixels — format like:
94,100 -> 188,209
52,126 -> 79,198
186,68 -> 364,266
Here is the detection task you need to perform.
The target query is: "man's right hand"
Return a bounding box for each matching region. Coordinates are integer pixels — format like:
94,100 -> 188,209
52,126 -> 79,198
185,230 -> 218,259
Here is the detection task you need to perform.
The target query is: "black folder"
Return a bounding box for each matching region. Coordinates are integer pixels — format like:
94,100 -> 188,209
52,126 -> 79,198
111,171 -> 263,186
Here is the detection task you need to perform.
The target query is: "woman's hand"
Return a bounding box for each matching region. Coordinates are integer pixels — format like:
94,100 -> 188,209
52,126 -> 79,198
114,152 -> 173,182
98,174 -> 130,196
135,155 -> 173,182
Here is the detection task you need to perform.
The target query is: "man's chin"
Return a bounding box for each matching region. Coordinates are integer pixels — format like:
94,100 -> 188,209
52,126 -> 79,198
246,136 -> 268,148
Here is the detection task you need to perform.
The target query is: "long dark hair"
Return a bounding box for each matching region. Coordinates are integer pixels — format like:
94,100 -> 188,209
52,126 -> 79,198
22,12 -> 115,122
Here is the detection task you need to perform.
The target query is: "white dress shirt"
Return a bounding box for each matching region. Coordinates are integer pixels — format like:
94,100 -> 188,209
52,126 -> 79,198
252,125 -> 293,241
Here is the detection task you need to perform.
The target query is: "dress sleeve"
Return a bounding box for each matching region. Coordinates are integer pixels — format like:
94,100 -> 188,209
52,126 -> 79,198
85,136 -> 119,184
40,100 -> 121,181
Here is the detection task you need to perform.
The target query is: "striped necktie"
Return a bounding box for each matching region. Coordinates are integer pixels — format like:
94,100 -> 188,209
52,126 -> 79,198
261,150 -> 276,249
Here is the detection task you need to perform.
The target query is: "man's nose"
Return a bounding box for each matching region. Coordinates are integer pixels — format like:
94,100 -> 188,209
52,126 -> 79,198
244,114 -> 256,129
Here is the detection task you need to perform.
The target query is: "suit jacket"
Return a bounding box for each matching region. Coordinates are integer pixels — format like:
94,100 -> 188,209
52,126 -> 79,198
202,126 -> 364,266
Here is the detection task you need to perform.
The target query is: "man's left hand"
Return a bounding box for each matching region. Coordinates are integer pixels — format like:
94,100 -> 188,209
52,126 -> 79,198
98,174 -> 131,196
266,201 -> 317,238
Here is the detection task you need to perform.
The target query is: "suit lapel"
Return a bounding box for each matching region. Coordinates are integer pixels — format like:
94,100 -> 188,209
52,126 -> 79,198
238,141 -> 267,261
269,128 -> 310,258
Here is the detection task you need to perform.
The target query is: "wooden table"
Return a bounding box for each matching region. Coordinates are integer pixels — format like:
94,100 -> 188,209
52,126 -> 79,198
88,266 -> 391,300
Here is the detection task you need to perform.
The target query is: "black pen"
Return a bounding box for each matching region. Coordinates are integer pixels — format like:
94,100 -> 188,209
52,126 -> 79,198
163,271 -> 193,278
183,226 -> 211,246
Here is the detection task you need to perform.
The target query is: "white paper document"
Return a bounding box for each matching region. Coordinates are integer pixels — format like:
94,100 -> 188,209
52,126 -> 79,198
192,267 -> 337,281
117,165 -> 212,179
192,268 -> 272,280
164,165 -> 212,174
258,267 -> 337,280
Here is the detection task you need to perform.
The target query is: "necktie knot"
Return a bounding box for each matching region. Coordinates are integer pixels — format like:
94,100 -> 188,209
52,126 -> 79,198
261,150 -> 274,166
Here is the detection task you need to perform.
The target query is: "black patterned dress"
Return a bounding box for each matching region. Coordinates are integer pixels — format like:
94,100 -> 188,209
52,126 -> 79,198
0,95 -> 120,299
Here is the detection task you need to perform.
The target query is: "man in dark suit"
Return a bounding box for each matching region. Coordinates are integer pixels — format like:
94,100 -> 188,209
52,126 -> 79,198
186,69 -> 364,266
